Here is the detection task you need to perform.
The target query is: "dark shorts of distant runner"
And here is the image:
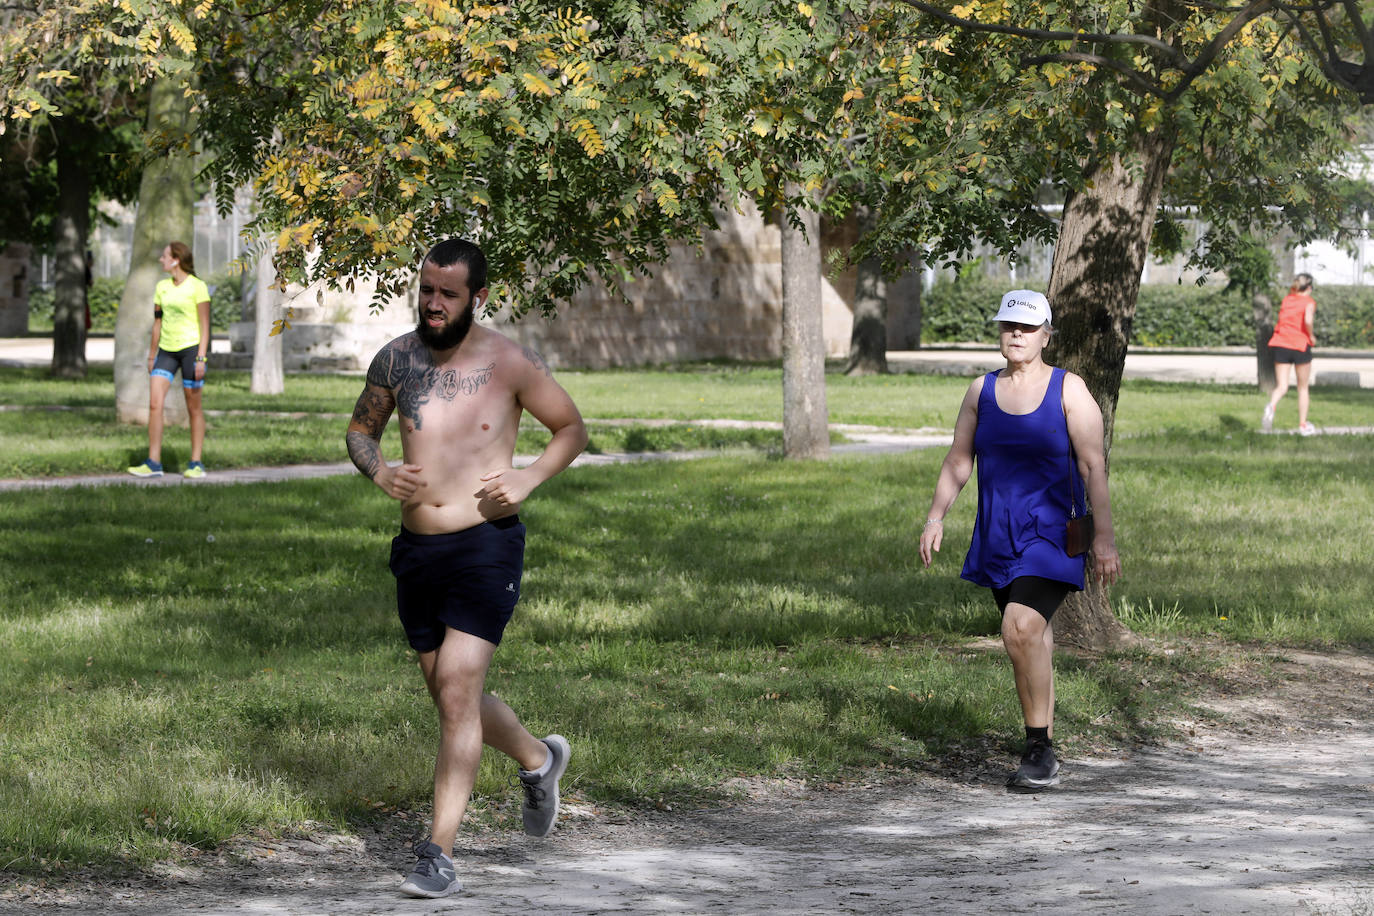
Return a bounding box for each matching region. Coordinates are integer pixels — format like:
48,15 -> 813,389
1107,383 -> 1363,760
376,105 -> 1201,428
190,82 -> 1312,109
1270,345 -> 1313,366
389,516 -> 525,651
151,345 -> 206,389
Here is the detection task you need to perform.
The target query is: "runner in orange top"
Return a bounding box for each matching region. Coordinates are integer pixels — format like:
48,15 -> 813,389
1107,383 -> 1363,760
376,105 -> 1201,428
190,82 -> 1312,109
1262,274 -> 1317,436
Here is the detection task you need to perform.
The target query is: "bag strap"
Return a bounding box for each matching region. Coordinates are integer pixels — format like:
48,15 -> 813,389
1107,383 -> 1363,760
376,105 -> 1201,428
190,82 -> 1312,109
1060,372 -> 1086,519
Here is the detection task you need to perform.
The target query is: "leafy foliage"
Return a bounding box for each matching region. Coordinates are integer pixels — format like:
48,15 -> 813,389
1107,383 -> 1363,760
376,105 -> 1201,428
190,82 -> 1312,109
921,276 -> 1374,349
856,1 -> 1371,276
5,1 -> 876,316
195,0 -> 872,315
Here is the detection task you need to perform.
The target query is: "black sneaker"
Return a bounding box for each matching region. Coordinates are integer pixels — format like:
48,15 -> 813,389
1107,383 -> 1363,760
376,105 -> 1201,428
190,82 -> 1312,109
1007,738 -> 1061,789
398,839 -> 461,898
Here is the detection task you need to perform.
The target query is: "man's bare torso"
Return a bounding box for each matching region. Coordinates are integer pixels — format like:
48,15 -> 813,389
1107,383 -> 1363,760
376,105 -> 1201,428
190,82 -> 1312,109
366,328 -> 531,534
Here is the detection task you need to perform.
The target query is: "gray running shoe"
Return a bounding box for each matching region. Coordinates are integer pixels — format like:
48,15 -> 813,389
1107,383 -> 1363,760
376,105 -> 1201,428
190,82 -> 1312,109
518,734 -> 570,837
1007,738 -> 1061,789
398,839 -> 461,898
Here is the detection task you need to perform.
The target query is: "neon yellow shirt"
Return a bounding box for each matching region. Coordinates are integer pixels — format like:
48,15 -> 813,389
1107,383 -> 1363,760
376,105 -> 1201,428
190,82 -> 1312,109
154,276 -> 210,353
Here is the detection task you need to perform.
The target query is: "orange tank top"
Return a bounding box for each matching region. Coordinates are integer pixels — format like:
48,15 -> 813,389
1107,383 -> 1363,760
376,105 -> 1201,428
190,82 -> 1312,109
1268,292 -> 1314,350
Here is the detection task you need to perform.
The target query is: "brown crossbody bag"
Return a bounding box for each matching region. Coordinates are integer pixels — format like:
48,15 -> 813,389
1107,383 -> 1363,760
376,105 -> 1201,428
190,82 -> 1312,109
1063,394 -> 1094,558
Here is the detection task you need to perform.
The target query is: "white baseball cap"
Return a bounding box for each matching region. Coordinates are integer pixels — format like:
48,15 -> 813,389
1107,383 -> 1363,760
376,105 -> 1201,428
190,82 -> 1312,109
993,289 -> 1052,327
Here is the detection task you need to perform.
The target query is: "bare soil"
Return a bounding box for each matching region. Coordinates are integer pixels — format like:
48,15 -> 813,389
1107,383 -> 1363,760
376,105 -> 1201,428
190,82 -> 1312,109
4,645 -> 1371,916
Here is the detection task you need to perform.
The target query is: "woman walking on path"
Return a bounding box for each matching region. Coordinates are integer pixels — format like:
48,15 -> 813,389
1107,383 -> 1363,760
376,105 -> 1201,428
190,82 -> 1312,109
1263,273 -> 1318,435
127,241 -> 211,478
919,290 -> 1121,790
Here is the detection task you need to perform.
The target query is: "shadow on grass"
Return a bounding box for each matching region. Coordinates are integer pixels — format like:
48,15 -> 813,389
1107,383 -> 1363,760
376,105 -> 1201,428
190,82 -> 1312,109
5,431 -> 1370,868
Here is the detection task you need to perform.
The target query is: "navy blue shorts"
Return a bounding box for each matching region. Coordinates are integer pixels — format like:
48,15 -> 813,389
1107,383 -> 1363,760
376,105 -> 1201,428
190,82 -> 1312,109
151,345 -> 205,389
389,516 -> 525,651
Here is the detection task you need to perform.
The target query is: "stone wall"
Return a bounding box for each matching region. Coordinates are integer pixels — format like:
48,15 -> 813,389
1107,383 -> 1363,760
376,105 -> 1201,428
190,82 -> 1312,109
230,203 -> 867,371
228,275 -> 413,371
484,203 -> 859,369
0,243 -> 32,336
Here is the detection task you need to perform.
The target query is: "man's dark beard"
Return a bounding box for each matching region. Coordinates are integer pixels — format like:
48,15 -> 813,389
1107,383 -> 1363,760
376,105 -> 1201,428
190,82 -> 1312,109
416,303 -> 474,351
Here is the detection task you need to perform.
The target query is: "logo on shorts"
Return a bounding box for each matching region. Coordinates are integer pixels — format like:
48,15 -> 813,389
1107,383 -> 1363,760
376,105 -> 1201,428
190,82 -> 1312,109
506,582 -> 516,593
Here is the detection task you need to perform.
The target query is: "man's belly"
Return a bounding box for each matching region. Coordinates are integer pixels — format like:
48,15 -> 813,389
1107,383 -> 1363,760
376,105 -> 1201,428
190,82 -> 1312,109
397,461 -> 517,535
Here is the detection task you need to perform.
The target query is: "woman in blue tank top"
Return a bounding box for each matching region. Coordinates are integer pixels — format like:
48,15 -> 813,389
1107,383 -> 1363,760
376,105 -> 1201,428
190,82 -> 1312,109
918,290 -> 1121,790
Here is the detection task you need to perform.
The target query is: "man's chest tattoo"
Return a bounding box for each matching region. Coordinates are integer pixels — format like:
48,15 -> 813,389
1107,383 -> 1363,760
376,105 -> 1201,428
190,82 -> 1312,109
445,364 -> 494,398
384,351 -> 496,429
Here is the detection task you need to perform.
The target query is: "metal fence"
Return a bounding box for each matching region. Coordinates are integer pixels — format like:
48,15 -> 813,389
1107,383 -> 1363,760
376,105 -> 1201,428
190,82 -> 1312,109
32,189 -> 256,288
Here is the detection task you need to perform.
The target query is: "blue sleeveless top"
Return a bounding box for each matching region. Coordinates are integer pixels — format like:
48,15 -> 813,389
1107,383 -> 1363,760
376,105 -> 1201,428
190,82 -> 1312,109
960,367 -> 1085,590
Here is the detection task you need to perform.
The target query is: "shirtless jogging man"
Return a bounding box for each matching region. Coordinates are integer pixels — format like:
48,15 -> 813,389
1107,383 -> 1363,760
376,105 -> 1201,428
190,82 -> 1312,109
346,238 -> 588,898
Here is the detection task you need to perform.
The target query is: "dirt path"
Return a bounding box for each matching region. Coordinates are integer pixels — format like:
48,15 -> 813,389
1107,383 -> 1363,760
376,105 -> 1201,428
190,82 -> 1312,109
4,648 -> 1370,915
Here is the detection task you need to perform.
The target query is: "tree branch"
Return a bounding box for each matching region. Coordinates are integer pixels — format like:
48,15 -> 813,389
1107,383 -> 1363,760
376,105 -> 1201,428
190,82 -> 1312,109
896,0 -> 1187,60
1338,0 -> 1370,49
1273,2 -> 1371,98
1167,0 -> 1278,96
1020,52 -> 1171,98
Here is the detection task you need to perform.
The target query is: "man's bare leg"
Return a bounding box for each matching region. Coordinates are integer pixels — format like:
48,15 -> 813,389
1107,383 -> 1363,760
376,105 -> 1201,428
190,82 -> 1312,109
480,693 -> 552,771
417,627 -> 498,856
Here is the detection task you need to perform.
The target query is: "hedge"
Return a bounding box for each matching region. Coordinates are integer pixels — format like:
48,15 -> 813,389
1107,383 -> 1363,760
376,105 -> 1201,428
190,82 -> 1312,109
922,276 -> 1374,348
28,271 -> 243,334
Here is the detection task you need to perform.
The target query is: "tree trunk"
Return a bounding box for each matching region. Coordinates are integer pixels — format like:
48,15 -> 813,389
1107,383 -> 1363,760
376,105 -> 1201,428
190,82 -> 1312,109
114,77 -> 197,425
844,207 -> 888,375
780,182 -> 829,459
886,251 -> 924,350
250,240 -> 284,395
1045,126 -> 1177,650
50,122 -> 90,379
1253,292 -> 1276,393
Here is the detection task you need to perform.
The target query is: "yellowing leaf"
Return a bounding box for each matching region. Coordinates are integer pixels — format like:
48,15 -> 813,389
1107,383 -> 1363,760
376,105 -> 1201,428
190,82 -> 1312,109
521,71 -> 556,97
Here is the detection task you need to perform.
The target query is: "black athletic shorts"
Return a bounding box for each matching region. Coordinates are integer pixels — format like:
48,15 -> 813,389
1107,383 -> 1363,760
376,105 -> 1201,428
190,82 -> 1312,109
991,575 -> 1073,622
389,516 -> 525,651
1270,345 -> 1313,365
151,345 -> 206,389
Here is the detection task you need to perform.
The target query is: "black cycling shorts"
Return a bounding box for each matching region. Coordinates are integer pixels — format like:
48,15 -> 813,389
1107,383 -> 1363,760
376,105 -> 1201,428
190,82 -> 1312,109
991,575 -> 1072,622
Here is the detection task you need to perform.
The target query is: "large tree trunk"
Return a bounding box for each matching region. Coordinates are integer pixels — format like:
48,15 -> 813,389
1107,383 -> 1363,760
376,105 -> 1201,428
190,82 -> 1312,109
50,121 -> 90,379
1253,292 -> 1276,393
780,182 -> 829,459
844,207 -> 888,375
250,240 -> 284,395
886,251 -> 924,350
114,77 -> 197,425
1045,126 -> 1177,649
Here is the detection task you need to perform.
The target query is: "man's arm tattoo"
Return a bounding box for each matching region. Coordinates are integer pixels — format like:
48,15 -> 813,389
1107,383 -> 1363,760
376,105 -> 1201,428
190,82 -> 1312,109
522,346 -> 552,377
371,338 -> 438,428
346,429 -> 384,480
347,378 -> 394,480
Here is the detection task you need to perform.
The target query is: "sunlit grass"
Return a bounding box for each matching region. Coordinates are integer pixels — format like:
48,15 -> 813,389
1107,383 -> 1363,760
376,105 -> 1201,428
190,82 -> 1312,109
2,362 -> 1373,874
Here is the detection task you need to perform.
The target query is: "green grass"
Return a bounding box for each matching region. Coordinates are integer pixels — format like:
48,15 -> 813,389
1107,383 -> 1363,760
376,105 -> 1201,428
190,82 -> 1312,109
2,362 -> 1374,875
0,367 -> 847,477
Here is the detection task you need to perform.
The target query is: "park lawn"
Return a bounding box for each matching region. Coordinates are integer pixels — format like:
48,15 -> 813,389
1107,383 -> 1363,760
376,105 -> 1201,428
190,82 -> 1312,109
7,363 -> 1374,479
2,418 -> 1373,873
0,408 -> 814,478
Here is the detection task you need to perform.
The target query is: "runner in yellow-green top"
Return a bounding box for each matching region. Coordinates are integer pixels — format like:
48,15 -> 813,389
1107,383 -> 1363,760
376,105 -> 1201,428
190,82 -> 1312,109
127,240 -> 212,479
